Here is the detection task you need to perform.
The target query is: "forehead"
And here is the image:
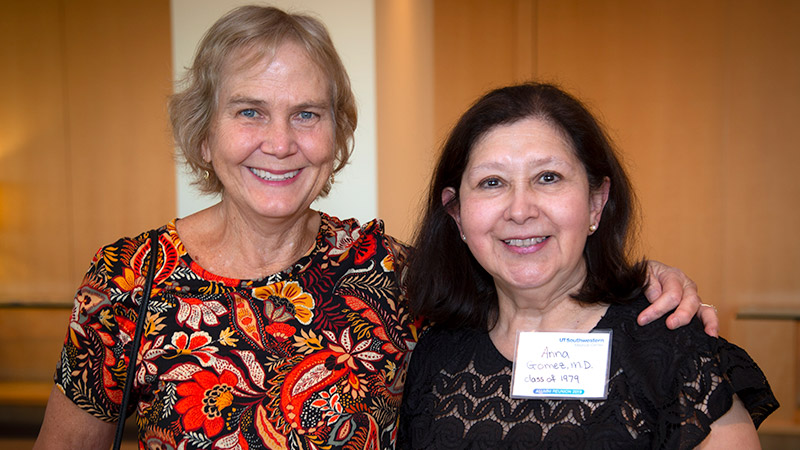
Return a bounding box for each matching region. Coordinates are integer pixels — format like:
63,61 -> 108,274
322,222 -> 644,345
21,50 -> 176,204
218,41 -> 330,99
468,117 -> 576,166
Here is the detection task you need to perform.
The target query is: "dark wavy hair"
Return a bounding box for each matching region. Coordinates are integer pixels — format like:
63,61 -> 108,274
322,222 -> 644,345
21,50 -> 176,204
407,82 -> 647,331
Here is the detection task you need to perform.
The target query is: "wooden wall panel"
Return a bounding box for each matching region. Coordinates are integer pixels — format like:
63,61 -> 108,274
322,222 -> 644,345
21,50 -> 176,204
416,0 -> 800,429
0,0 -> 75,302
433,0 -> 536,141
730,319 -> 798,425
426,0 -> 800,324
0,0 -> 174,407
0,0 -> 174,304
722,2 -> 800,308
63,0 -> 175,282
0,308 -> 69,382
534,1 -> 729,317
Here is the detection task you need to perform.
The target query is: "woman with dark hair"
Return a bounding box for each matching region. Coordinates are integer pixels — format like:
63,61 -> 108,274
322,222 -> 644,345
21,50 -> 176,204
399,83 -> 777,448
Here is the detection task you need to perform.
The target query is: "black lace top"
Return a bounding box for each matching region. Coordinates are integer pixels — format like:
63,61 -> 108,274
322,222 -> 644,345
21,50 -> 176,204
398,296 -> 778,449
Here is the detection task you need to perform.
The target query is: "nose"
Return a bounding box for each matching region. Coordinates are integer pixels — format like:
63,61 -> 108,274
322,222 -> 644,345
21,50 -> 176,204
504,185 -> 539,223
260,119 -> 297,158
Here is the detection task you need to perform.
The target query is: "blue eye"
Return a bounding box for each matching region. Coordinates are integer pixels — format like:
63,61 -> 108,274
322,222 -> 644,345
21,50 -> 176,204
298,111 -> 316,120
239,109 -> 258,118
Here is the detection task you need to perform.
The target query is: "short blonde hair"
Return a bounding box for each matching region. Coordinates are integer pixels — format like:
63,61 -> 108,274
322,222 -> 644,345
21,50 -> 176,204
169,5 -> 357,196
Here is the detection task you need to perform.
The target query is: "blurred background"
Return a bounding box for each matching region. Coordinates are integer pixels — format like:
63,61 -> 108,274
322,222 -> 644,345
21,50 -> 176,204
1,0 -> 798,447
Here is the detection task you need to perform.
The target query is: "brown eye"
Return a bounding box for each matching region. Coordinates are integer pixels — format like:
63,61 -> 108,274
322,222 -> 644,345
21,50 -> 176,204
479,177 -> 502,188
539,172 -> 560,184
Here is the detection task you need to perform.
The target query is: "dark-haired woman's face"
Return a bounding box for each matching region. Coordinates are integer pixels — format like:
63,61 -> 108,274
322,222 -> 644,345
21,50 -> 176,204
445,118 -> 609,300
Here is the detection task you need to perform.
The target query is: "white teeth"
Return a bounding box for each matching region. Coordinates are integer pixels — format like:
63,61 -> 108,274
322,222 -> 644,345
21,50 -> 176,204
250,167 -> 299,181
504,236 -> 547,247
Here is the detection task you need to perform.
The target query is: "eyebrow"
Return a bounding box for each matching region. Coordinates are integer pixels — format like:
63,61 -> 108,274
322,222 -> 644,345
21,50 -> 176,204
225,96 -> 330,110
226,96 -> 266,108
469,156 -> 567,172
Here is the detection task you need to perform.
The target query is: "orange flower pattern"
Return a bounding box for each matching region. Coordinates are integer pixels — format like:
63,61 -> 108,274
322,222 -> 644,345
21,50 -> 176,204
175,370 -> 239,437
55,214 -> 421,449
253,281 -> 315,325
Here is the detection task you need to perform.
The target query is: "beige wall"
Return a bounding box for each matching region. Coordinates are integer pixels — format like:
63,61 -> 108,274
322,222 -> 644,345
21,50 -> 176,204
376,1 -> 435,240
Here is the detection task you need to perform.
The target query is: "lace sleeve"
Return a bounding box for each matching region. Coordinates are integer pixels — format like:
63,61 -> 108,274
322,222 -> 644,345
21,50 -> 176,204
717,337 -> 779,427
613,298 -> 779,448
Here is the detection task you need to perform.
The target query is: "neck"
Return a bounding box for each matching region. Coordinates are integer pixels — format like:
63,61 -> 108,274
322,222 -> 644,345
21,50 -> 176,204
488,275 -> 608,360
177,201 -> 320,279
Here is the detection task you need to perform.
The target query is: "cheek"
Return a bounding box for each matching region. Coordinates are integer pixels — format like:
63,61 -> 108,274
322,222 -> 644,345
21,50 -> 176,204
301,129 -> 336,164
458,199 -> 498,234
556,208 -> 593,244
208,126 -> 253,158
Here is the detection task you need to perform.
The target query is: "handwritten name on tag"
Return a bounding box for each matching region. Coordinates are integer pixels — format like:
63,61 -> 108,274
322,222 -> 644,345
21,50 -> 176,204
510,330 -> 612,399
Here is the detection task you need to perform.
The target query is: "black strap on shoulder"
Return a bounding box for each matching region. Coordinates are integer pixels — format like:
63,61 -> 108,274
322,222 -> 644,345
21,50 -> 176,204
112,229 -> 159,450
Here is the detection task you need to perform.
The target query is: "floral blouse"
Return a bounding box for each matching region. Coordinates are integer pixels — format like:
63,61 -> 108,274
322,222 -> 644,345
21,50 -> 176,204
55,213 -> 421,450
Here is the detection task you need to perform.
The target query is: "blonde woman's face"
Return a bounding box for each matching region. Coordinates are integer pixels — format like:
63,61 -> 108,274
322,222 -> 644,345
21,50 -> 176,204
203,41 -> 335,222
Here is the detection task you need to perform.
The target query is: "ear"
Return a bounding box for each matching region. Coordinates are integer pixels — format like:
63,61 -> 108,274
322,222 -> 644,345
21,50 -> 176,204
589,177 -> 610,229
201,139 -> 212,163
441,187 -> 462,233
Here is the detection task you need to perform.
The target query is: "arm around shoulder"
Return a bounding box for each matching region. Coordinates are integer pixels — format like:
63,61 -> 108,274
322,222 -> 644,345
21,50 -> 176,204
34,385 -> 115,450
639,260 -> 719,336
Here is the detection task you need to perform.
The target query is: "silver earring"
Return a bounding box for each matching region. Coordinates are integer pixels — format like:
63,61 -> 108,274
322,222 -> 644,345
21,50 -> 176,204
461,233 -> 467,241
589,224 -> 598,232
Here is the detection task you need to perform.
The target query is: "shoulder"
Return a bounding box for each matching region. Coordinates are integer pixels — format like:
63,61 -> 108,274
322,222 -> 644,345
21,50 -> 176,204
605,295 -> 717,401
606,296 -> 778,441
608,296 -> 716,387
321,214 -> 408,246
607,295 -> 710,351
319,213 -> 412,268
319,213 -> 377,249
80,223 -> 174,295
86,223 -> 169,268
411,326 -> 483,369
714,337 -> 779,427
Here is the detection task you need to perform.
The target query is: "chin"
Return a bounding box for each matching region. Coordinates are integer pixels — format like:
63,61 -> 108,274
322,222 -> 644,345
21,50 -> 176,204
500,273 -> 552,291
245,201 -> 303,219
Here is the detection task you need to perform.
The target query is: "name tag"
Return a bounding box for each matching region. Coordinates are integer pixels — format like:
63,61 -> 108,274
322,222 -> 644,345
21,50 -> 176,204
510,330 -> 612,399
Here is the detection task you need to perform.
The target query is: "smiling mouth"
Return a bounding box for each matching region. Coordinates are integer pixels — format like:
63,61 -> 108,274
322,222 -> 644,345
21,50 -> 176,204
504,236 -> 548,247
249,167 -> 299,181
